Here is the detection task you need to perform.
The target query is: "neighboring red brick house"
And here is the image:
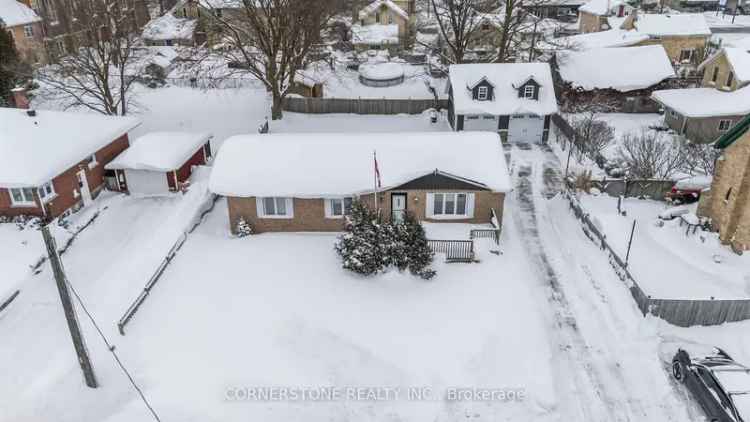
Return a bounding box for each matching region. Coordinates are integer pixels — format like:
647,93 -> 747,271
105,132 -> 213,195
0,105 -> 141,220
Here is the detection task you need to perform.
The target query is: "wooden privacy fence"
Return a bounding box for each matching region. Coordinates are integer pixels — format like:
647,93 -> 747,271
588,179 -> 676,201
117,193 -> 220,335
567,192 -> 750,327
282,97 -> 449,115
427,239 -> 475,263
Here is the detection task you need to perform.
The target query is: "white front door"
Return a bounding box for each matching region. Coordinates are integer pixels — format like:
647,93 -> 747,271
391,193 -> 407,222
508,114 -> 544,143
76,169 -> 93,207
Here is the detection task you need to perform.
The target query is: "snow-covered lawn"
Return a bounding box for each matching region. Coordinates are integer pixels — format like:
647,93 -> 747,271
2,197 -> 559,421
578,194 -> 750,299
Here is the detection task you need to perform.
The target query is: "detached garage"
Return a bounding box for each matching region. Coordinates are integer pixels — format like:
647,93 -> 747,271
447,63 -> 558,144
105,132 -> 213,195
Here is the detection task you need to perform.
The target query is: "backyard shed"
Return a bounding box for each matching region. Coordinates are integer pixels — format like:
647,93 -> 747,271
106,132 -> 213,195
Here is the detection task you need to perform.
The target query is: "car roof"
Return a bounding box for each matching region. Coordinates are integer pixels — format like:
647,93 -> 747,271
712,367 -> 750,420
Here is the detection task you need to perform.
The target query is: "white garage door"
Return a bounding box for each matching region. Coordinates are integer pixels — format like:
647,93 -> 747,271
124,169 -> 170,195
463,114 -> 498,131
508,114 -> 544,143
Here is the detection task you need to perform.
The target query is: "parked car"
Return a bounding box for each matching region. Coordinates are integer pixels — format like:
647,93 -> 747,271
666,175 -> 713,204
672,347 -> 750,421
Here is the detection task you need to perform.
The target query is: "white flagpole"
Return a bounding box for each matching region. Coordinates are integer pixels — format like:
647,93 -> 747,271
373,150 -> 378,212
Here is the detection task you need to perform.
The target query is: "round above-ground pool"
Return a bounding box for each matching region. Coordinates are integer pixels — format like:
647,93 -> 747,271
359,62 -> 405,87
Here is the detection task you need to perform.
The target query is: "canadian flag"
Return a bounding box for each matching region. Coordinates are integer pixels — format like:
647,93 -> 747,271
374,151 -> 382,189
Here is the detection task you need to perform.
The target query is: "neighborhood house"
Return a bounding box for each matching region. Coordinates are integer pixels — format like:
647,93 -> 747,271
208,132 -> 510,234
0,106 -> 141,219
700,115 -> 750,252
577,0 -> 633,33
447,62 -> 559,143
652,44 -> 750,143
617,13 -> 711,67
105,132 -> 213,195
0,0 -> 45,64
352,0 -> 415,48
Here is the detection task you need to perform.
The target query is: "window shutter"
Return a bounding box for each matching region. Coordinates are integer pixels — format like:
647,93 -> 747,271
256,197 -> 265,217
466,193 -> 475,218
533,86 -> 539,100
425,193 -> 434,218
286,198 -> 294,218
323,198 -> 332,218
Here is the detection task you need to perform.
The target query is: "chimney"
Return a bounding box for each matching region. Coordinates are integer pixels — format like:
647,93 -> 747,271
11,87 -> 30,110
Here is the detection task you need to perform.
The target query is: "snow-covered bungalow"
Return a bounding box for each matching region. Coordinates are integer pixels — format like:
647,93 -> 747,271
554,45 -> 676,112
0,106 -> 140,219
616,13 -> 711,67
141,12 -> 198,47
105,132 -> 213,195
209,132 -> 510,234
447,63 -> 558,143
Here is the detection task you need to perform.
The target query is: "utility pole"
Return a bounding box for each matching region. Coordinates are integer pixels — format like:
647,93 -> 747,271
41,224 -> 98,388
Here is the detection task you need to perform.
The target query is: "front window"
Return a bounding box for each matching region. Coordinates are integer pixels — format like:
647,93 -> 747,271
524,85 -> 535,99
9,187 -> 36,207
23,25 -> 33,38
432,193 -> 468,217
711,67 -> 719,83
327,197 -> 353,218
727,71 -> 734,88
259,197 -> 292,218
719,119 -> 732,132
679,49 -> 693,62
477,86 -> 488,100
37,181 -> 56,203
87,153 -> 98,169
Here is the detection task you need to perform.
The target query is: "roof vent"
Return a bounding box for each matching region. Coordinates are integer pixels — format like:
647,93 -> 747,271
27,109 -> 36,117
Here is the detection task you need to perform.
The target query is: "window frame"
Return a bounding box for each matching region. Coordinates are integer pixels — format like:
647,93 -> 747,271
679,48 -> 693,62
431,192 -> 470,219
711,66 -> 719,83
9,187 -> 37,207
23,24 -> 34,38
326,197 -> 353,219
37,181 -> 56,203
477,86 -> 488,100
258,197 -> 293,219
726,71 -> 734,88
88,153 -> 98,169
523,85 -> 536,99
718,119 -> 732,132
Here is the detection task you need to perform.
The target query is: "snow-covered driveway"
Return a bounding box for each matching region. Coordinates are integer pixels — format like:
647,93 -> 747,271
509,143 -> 701,421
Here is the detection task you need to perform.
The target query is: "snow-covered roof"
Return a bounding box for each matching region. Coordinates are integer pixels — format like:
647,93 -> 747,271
358,0 -> 408,21
699,47 -> 750,83
552,29 -> 649,50
448,63 -> 558,116
727,36 -> 750,50
142,13 -> 197,41
579,0 -> 629,16
351,24 -> 399,45
558,45 -> 675,92
209,132 -> 511,197
652,86 -> 750,118
105,132 -> 212,172
0,108 -> 141,188
198,0 -> 242,9
632,14 -> 711,37
0,0 -> 41,27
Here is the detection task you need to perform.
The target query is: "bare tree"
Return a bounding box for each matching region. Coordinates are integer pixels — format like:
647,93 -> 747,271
570,111 -> 614,163
680,139 -> 721,176
200,0 -> 342,120
35,0 -> 141,115
617,131 -> 685,179
429,0 -> 484,64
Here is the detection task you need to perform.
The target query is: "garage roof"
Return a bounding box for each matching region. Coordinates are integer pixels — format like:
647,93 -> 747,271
106,132 -> 212,172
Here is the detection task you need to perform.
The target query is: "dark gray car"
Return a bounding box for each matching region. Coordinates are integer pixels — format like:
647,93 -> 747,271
673,348 -> 750,422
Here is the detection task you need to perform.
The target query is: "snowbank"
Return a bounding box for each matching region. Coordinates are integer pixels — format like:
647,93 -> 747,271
675,175 -> 712,191
558,45 -> 675,92
106,131 -> 212,172
0,108 -> 141,187
209,132 -> 511,197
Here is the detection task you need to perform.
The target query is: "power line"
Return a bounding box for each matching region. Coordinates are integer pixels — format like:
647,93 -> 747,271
65,278 -> 162,422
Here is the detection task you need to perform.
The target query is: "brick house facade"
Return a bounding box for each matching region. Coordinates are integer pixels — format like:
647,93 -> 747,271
0,134 -> 130,219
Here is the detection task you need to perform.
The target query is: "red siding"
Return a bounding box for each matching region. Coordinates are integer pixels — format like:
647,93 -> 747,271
0,134 -> 130,219
167,142 -> 208,191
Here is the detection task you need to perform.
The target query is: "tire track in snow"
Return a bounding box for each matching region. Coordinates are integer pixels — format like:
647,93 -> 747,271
512,143 -> 691,421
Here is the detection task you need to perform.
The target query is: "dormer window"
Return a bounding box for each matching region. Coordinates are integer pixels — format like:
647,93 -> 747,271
523,85 -> 535,99
478,86 -> 488,100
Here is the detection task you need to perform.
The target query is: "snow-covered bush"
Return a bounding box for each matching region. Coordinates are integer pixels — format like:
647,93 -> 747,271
236,217 -> 253,238
335,201 -> 435,279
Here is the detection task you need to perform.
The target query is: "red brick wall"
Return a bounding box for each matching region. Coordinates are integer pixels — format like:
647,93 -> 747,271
0,134 -> 130,219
